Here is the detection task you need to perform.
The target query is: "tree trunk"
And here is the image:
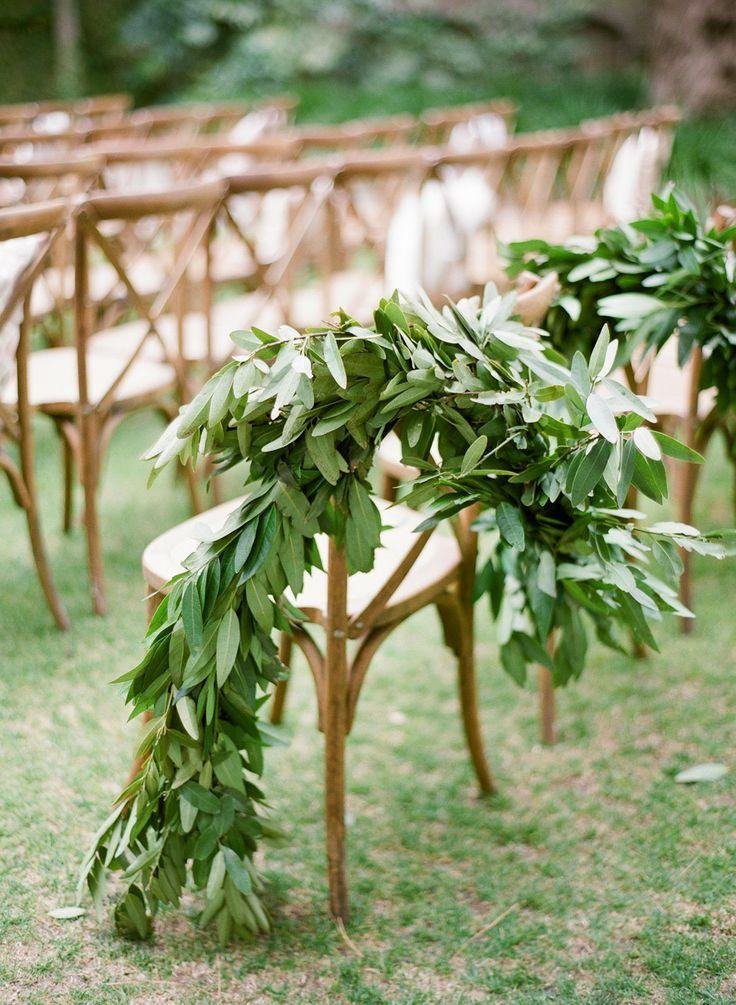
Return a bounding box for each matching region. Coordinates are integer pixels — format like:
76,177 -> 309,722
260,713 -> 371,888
54,0 -> 83,98
650,0 -> 736,113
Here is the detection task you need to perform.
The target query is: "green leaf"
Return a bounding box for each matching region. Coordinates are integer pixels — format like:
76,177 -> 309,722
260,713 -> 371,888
306,430 -> 342,485
674,763 -> 728,784
181,782 -> 220,814
216,609 -> 240,687
176,696 -> 199,740
323,331 -> 347,388
182,581 -> 203,652
586,392 -> 619,444
461,435 -> 488,476
568,439 -> 612,507
245,579 -> 273,634
49,906 -> 86,920
598,292 -> 663,319
496,502 -> 525,550
222,847 -> 253,894
651,430 -> 704,464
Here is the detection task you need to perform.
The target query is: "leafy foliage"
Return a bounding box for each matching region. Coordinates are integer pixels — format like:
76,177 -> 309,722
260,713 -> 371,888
505,189 -> 736,412
79,285 -> 730,941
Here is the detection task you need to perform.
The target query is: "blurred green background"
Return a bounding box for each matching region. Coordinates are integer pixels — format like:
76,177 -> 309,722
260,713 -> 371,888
1,1 -> 735,195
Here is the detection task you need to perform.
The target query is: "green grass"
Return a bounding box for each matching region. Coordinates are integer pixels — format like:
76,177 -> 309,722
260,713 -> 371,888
1,412 -> 735,1003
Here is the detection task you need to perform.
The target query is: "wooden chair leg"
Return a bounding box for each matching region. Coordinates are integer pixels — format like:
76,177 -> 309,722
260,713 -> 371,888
324,541 -> 349,921
380,472 -> 399,503
451,598 -> 496,795
678,459 -> 701,634
62,434 -> 75,534
22,494 -> 70,631
537,665 -> 557,745
79,413 -> 106,616
270,633 -> 293,725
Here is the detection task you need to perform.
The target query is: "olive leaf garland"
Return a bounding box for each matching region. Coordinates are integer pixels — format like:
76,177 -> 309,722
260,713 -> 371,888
505,188 -> 736,411
79,285 -> 730,942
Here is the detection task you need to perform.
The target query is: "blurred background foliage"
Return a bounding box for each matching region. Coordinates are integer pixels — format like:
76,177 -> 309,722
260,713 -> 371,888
0,0 -> 734,194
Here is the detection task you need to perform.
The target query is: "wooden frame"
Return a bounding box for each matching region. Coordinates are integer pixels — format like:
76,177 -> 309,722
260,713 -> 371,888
0,201 -> 71,628
67,180 -> 227,611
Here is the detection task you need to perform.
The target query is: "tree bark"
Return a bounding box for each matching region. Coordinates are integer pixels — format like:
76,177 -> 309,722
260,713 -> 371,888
54,0 -> 83,98
649,0 -> 736,113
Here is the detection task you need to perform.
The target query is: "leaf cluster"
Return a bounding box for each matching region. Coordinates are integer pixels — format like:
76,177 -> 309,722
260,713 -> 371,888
505,188 -> 736,412
79,284 -> 731,941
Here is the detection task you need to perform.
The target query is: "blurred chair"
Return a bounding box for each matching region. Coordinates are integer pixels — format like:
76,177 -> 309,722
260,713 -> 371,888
0,202 -> 73,628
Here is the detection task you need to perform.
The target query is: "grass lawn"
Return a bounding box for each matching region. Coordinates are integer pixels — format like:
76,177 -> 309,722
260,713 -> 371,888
1,405 -> 735,1004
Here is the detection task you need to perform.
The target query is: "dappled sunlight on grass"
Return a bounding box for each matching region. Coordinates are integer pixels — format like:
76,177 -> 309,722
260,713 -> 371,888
1,415 -> 735,1002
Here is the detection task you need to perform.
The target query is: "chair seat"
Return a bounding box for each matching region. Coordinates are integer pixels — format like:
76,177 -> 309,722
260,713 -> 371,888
1,346 -> 176,413
91,270 -> 385,368
639,339 -> 716,420
30,255 -> 166,319
90,298 -> 284,368
142,496 -> 461,629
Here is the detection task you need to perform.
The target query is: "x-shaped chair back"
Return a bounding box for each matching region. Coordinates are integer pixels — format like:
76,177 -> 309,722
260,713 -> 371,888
74,178 -> 227,391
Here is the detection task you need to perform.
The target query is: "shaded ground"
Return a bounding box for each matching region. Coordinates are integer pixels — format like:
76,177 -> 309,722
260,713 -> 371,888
1,411 -> 735,1003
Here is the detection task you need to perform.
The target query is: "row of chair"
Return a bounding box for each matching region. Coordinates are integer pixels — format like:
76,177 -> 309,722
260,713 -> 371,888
0,104 -> 680,628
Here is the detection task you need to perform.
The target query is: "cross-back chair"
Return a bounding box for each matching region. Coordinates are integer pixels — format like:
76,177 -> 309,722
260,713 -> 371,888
0,200 -> 70,629
0,93 -> 131,133
139,486 -> 494,921
20,182 -> 223,614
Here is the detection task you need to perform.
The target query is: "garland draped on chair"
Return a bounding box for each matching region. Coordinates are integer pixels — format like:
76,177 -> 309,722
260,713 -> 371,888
79,285 -> 729,942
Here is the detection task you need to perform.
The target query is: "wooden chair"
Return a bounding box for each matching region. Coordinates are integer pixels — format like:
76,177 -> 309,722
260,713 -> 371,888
58,180 -> 229,611
0,93 -> 131,132
0,201 -> 70,629
140,492 -> 494,921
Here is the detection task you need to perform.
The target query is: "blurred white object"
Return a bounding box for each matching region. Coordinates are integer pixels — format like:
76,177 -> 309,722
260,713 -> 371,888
448,112 -> 508,152
603,127 -> 669,225
0,234 -> 45,391
33,111 -> 71,135
385,170 -> 496,297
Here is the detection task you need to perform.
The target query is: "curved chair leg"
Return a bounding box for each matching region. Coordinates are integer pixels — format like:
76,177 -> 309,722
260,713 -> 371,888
3,451 -> 70,631
62,432 -> 75,533
439,594 -> 495,795
324,697 -> 349,922
678,458 -> 701,634
270,633 -> 293,725
79,412 -> 106,616
23,493 -> 70,631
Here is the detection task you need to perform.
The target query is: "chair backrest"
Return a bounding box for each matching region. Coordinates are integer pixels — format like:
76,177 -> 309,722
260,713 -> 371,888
0,154 -> 105,208
73,178 -> 226,401
0,93 -> 130,132
0,201 -> 69,433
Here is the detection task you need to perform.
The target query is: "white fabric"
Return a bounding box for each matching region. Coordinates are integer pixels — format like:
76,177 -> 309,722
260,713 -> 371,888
448,112 -> 508,153
33,111 -> 71,135
0,234 -> 44,392
603,127 -> 668,225
384,170 -> 496,296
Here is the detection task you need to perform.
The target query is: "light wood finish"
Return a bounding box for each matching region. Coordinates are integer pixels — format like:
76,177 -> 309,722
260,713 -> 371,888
141,493 -> 495,920
0,203 -> 70,628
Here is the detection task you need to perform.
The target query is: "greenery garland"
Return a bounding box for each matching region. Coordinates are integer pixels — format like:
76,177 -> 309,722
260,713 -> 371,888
79,286 -> 730,942
505,189 -> 736,411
